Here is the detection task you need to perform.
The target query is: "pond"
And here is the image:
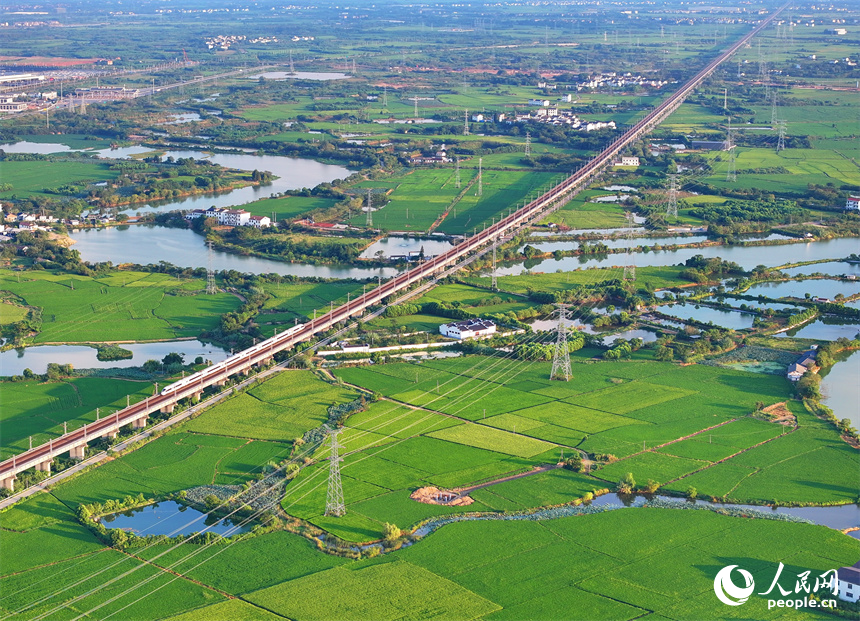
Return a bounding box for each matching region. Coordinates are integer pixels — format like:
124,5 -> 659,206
157,113 -> 202,125
600,328 -> 659,345
69,225 -> 400,279
528,317 -> 597,334
589,493 -> 859,536
360,236 -> 456,260
490,238 -> 860,276
779,261 -> 860,278
744,279 -> 860,301
659,304 -> 756,330
776,319 -> 860,341
820,350 -> 860,430
100,501 -> 249,536
247,71 -> 351,81
0,340 -> 228,376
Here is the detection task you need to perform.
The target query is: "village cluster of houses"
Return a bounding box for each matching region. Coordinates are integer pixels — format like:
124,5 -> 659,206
185,207 -> 271,228
786,346 -> 818,382
571,72 -> 670,91
469,108 -> 616,132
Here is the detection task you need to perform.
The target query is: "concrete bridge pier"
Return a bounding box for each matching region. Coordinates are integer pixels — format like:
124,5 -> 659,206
1,477 -> 14,491
132,417 -> 148,429
215,379 -> 227,387
257,357 -> 273,368
35,460 -> 51,473
192,391 -> 203,402
160,403 -> 175,415
102,430 -> 118,440
69,445 -> 86,461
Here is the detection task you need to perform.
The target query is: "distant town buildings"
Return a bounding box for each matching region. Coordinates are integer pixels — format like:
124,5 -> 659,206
617,156 -> 641,167
439,319 -> 497,340
185,207 -> 271,228
0,95 -> 27,112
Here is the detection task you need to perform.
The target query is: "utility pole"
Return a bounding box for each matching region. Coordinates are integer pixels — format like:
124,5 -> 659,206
550,304 -> 572,381
206,240 -> 216,294
324,427 -> 346,517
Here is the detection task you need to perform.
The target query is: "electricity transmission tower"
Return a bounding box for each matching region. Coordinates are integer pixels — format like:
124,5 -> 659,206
324,427 -> 346,517
477,157 -> 483,196
623,212 -> 636,282
455,157 -> 461,188
206,241 -> 216,294
666,174 -> 679,218
463,109 -> 470,135
366,189 -> 373,228
491,244 -> 498,291
725,120 -> 737,182
289,49 -> 295,74
550,304 -> 573,382
770,90 -> 778,127
776,120 -> 786,152
382,86 -> 388,113
413,96 -> 418,119
525,130 -> 531,158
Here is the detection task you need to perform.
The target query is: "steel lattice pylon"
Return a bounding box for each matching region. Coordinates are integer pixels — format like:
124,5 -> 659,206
666,174 -> 679,218
550,304 -> 572,382
324,427 -> 346,517
206,241 -> 216,295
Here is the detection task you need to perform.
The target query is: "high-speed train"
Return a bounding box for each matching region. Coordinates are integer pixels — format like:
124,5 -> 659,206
160,323 -> 306,396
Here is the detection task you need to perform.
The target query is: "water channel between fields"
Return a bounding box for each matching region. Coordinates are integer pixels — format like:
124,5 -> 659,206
0,340 -> 228,376
100,501 -> 249,536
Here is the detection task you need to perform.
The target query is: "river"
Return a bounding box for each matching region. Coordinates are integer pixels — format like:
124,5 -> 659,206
493,237 -> 860,276
69,225 -> 400,279
0,142 -> 353,215
819,350 -> 860,431
0,339 -> 228,376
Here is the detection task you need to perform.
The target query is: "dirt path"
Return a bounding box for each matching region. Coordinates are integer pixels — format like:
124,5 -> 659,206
457,464 -> 561,494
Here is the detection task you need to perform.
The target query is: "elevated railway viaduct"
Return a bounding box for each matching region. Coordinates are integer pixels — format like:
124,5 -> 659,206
0,4 -> 786,492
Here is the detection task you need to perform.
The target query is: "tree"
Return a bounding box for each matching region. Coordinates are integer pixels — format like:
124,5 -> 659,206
162,352 -> 184,366
686,486 -> 698,500
616,472 -> 636,494
382,522 -> 401,543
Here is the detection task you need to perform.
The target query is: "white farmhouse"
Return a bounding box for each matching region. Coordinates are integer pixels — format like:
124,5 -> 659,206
838,561 -> 860,603
439,319 -> 496,340
846,196 -> 860,212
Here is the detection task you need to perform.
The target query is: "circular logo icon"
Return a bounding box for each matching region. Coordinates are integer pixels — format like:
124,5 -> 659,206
714,565 -> 755,606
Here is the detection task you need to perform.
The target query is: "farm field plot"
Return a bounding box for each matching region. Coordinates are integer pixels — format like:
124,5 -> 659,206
541,194 -> 630,230
0,159 -> 121,199
245,561 -> 501,621
467,265 -> 686,294
595,451 -> 708,486
349,168 -> 477,232
185,370 -> 357,441
0,270 -> 239,343
242,195 -> 337,219
260,281 -> 363,321
435,170 -> 557,235
0,377 -> 153,459
426,423 -> 555,458
0,547 -> 226,620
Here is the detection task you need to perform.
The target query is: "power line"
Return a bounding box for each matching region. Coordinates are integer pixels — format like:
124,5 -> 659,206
725,118 -> 737,182
623,211 -> 636,282
666,173 -> 679,218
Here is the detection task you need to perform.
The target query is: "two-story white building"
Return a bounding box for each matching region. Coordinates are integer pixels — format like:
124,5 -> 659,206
846,196 -> 860,212
838,561 -> 860,603
439,319 -> 496,340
